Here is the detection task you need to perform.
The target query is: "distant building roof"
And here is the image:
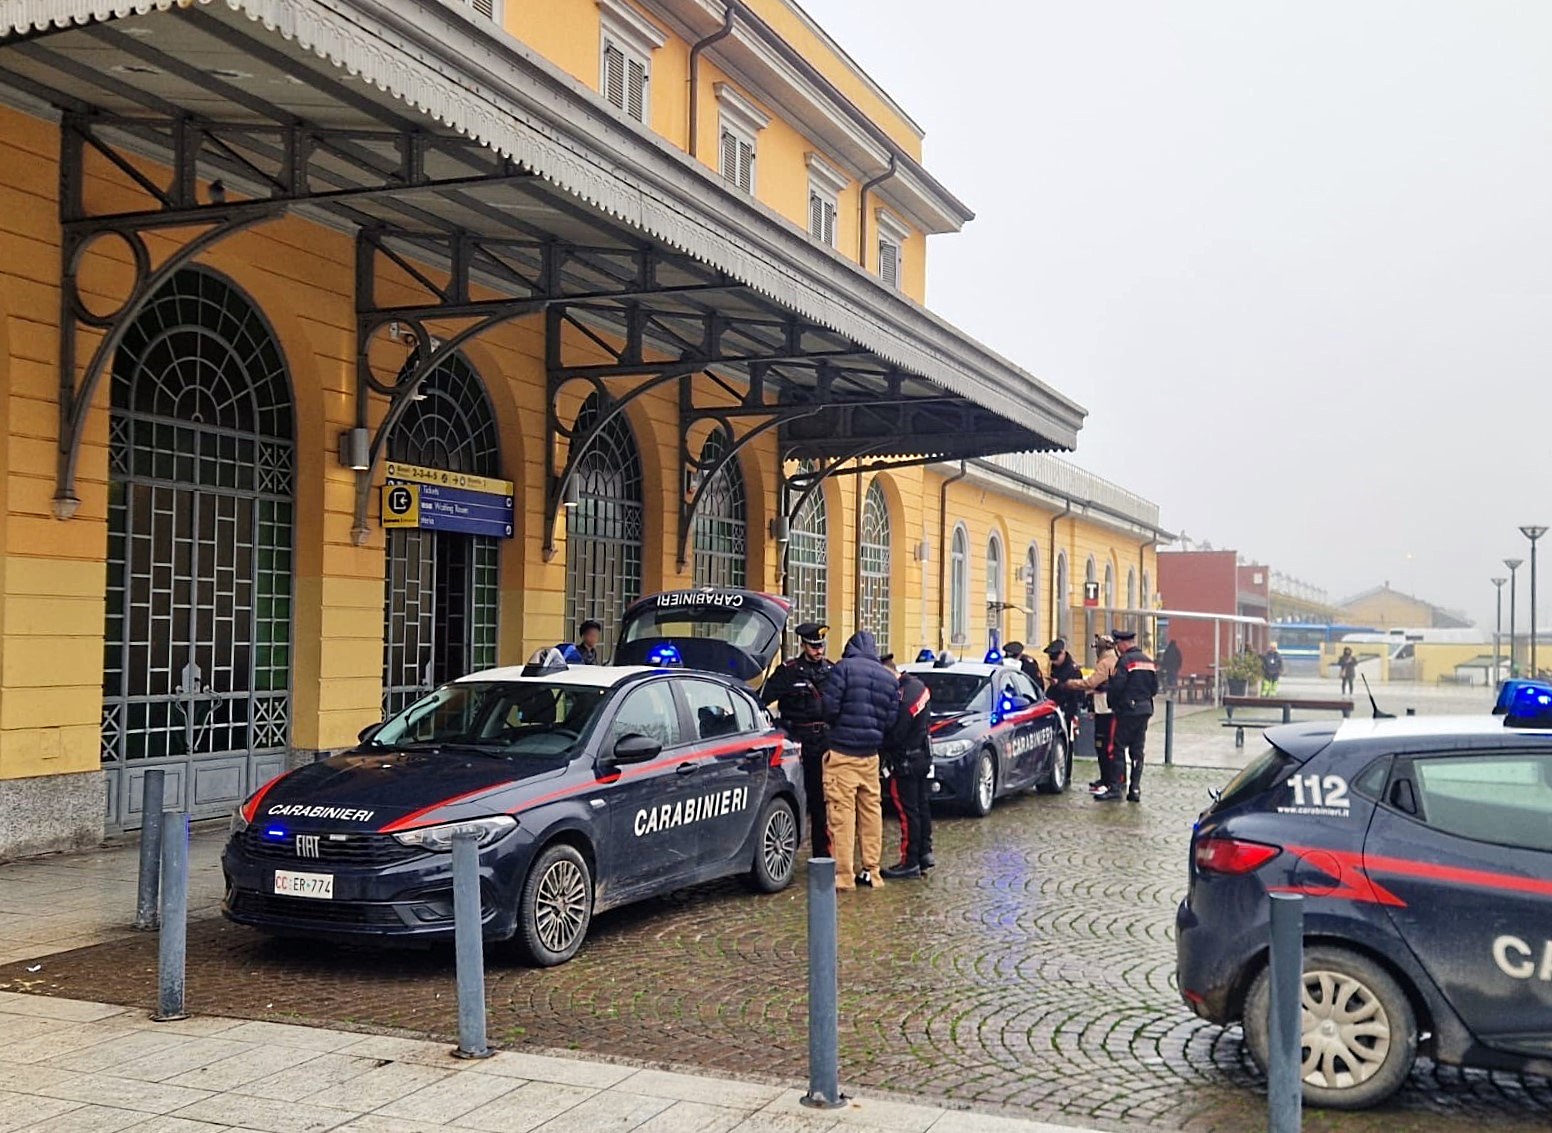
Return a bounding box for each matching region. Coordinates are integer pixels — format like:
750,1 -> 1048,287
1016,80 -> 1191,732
1338,584 -> 1473,629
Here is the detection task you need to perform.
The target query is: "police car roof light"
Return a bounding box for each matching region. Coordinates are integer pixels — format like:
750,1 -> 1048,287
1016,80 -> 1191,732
1502,680 -> 1552,728
916,649 -> 936,663
1495,678 -> 1552,716
984,648 -> 1005,664
648,643 -> 684,667
520,646 -> 569,678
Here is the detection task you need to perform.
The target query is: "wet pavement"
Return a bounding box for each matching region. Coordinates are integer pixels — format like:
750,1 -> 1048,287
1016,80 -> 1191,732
1,760 -> 1548,1133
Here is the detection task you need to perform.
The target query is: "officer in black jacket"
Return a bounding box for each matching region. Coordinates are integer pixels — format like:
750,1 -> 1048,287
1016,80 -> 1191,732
880,657 -> 933,879
761,622 -> 833,855
1099,628 -> 1159,803
1043,638 -> 1085,741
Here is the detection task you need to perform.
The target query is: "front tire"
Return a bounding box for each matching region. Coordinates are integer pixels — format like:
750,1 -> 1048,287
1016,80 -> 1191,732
514,843 -> 593,967
1035,733 -> 1071,794
1243,945 -> 1417,1110
743,796 -> 799,893
967,750 -> 996,817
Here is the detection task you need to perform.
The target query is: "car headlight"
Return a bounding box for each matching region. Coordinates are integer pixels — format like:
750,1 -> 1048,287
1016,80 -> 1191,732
391,815 -> 517,852
229,807 -> 249,837
931,738 -> 974,759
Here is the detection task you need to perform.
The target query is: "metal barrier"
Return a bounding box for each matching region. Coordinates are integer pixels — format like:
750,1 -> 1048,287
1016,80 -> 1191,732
800,857 -> 844,1109
152,811 -> 189,1022
451,829 -> 493,1059
1267,893 -> 1304,1133
133,769 -> 166,931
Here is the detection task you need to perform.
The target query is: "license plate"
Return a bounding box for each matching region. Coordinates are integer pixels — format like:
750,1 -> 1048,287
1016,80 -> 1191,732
273,870 -> 333,899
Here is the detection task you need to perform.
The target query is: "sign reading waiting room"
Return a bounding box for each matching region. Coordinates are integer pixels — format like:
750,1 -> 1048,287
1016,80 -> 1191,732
382,461 -> 514,539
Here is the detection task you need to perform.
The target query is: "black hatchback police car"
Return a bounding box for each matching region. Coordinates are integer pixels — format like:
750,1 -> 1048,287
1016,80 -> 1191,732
1176,705 -> 1552,1109
223,589 -> 803,966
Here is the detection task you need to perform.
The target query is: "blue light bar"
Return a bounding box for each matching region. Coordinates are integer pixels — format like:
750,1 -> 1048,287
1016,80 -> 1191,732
1495,679 -> 1552,716
1501,680 -> 1552,727
915,649 -> 936,663
647,643 -> 683,667
984,648 -> 1005,665
263,827 -> 287,840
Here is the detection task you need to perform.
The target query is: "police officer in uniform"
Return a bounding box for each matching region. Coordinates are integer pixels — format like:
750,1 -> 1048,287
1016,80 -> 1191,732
880,656 -> 933,879
762,622 -> 833,854
1098,628 -> 1159,803
1043,639 -> 1085,744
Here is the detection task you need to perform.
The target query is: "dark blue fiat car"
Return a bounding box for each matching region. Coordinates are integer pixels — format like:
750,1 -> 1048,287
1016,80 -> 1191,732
1176,711 -> 1552,1109
224,590 -> 802,965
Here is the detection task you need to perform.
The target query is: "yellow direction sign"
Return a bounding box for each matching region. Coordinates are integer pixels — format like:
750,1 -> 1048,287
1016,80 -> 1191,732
383,460 -> 513,497
381,482 -> 420,528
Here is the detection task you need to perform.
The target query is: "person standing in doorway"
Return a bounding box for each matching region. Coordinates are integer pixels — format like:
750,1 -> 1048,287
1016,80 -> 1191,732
1063,634 -> 1120,795
761,622 -> 833,856
1260,643 -> 1284,697
819,631 -> 899,890
1098,628 -> 1158,803
1337,646 -> 1358,696
1159,639 -> 1183,691
561,619 -> 603,665
880,656 -> 933,879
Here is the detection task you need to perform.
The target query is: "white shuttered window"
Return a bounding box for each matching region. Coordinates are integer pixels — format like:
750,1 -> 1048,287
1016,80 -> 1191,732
598,0 -> 663,124
808,192 -> 837,245
721,127 -> 756,192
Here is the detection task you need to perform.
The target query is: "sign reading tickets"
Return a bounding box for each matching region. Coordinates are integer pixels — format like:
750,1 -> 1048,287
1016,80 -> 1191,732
382,460 -> 514,539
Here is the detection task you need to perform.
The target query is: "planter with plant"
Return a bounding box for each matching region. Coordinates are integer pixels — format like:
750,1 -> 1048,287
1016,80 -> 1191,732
1226,652 -> 1263,696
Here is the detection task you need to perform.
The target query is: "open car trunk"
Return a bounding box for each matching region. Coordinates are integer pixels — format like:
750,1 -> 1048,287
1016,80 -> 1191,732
614,590 -> 791,685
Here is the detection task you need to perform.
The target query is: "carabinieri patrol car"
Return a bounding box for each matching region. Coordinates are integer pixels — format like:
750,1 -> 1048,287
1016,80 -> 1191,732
223,589 -> 802,966
1176,694 -> 1552,1109
904,653 -> 1072,815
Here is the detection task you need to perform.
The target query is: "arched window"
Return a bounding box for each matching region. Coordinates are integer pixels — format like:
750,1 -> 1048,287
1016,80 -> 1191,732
949,523 -> 970,645
1142,570 -> 1152,610
1024,543 -> 1041,644
986,533 -> 1004,642
787,461 -> 827,630
566,392 -> 644,649
691,428 -> 746,589
1126,568 -> 1137,632
1055,552 -> 1070,641
104,268 -> 294,828
859,481 -> 892,654
1104,561 -> 1115,611
382,352 -> 502,717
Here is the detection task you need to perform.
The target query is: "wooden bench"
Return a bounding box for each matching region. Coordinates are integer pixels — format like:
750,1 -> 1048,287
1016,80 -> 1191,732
1221,695 -> 1355,747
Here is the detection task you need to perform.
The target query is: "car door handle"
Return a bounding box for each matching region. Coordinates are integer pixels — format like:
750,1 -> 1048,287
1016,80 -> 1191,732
676,762 -> 699,776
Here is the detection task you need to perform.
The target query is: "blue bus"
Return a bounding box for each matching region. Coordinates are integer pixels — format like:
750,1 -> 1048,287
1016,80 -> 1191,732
1271,623 -> 1376,673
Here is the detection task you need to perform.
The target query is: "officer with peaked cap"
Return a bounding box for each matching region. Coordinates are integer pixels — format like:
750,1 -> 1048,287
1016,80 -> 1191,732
1101,628 -> 1159,803
762,622 -> 834,854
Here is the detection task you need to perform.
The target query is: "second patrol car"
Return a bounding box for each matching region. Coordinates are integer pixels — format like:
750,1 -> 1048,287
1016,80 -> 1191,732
904,655 -> 1072,814
1176,703 -> 1552,1108
223,589 -> 803,965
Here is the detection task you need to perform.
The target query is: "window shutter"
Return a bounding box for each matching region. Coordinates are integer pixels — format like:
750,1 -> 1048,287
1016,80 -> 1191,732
471,0 -> 495,17
737,139 -> 755,192
625,57 -> 647,122
603,43 -> 626,111
822,201 -> 836,247
720,130 -> 739,184
808,192 -> 824,240
879,239 -> 899,289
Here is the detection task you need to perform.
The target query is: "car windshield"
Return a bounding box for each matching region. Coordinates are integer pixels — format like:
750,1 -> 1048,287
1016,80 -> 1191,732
372,681 -> 607,759
916,672 -> 991,713
621,605 -> 776,653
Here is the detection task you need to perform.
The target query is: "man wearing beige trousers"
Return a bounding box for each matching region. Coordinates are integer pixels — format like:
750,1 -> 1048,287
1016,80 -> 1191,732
818,630 -> 900,890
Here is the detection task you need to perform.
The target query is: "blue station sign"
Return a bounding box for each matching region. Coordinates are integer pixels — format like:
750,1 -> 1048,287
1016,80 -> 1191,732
382,460 -> 514,539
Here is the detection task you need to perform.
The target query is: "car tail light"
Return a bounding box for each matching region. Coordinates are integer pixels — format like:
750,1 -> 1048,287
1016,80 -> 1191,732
1194,835 -> 1281,876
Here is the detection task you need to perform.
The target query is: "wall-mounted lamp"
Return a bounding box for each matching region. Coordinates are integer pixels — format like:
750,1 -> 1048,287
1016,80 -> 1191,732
769,516 -> 790,543
339,427 -> 370,472
207,179 -> 226,205
409,379 -> 428,402
914,540 -> 931,562
562,477 -> 580,509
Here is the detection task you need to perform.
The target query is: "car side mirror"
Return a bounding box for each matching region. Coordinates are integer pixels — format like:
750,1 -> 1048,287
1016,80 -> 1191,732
357,722 -> 385,745
610,732 -> 662,764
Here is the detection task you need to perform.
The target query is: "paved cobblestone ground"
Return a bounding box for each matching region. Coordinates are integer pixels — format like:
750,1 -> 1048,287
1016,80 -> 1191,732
2,761 -> 1549,1133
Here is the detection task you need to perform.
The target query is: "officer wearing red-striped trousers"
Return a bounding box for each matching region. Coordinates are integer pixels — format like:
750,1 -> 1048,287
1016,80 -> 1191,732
1104,629 -> 1159,803
880,657 -> 933,880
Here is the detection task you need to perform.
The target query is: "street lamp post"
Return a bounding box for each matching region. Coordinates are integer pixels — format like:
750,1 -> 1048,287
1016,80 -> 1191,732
1506,558 -> 1524,678
1492,577 -> 1507,685
1521,527 -> 1548,678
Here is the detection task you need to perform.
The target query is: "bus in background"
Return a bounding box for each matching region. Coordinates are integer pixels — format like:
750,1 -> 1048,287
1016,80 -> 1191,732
1272,622 -> 1377,675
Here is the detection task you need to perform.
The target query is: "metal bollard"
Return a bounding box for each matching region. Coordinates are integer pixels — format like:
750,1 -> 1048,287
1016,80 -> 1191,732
801,857 -> 845,1109
1267,893 -> 1304,1133
1405,707 -> 1416,717
1164,698 -> 1175,765
450,830 -> 493,1059
152,811 -> 190,1022
133,770 -> 166,931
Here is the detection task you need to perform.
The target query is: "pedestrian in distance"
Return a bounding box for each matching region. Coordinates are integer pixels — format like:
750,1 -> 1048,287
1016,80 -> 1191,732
1260,643 -> 1284,697
1159,639 -> 1183,691
560,619 -> 603,665
760,622 -> 834,856
819,631 -> 899,890
1096,628 -> 1159,803
1044,638 -> 1085,746
1002,641 -> 1046,691
1337,646 -> 1358,696
879,655 -> 933,879
1063,634 -> 1120,795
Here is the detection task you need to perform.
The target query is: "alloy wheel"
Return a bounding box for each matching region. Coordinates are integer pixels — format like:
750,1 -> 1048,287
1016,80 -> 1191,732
976,754 -> 995,811
534,859 -> 588,954
762,805 -> 798,881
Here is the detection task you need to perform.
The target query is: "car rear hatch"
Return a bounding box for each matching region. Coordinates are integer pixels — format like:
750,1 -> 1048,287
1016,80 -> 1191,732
614,589 -> 790,684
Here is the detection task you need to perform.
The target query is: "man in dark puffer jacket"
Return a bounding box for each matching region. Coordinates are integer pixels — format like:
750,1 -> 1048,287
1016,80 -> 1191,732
819,631 -> 899,890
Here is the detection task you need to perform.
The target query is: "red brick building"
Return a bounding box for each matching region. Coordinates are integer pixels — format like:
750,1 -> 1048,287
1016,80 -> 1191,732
1157,550 -> 1270,678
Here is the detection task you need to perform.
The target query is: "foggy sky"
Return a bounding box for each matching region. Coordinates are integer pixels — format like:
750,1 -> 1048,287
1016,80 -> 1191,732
802,0 -> 1552,630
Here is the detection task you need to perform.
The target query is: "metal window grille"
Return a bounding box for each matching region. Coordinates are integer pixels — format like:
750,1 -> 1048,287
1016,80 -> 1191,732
382,353 -> 502,717
103,268 -> 293,828
1024,545 -> 1040,644
859,481 -> 891,655
566,393 -> 644,651
691,428 -> 747,590
787,465 -> 827,630
949,525 -> 968,644
987,535 -> 1003,640
1055,553 -> 1071,642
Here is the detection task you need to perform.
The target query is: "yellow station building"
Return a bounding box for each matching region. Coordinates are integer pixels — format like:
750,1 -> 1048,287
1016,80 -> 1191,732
0,0 -> 1164,856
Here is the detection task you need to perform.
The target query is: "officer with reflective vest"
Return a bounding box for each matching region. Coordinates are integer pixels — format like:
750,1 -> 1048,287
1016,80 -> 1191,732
1098,628 -> 1159,803
761,622 -> 833,855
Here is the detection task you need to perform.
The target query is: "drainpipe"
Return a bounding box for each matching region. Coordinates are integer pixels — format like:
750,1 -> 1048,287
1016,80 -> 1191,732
687,4 -> 737,159
937,461 -> 968,652
1048,500 -> 1072,642
857,155 -> 896,266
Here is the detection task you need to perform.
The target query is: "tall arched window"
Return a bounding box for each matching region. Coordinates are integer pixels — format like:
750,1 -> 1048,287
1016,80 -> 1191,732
787,461 -> 827,630
1142,570 -> 1152,610
566,392 -> 644,649
1055,552 -> 1070,641
1104,561 -> 1115,611
949,523 -> 969,645
383,352 -> 502,716
691,428 -> 746,589
986,533 -> 1004,643
1126,568 -> 1137,632
1024,543 -> 1041,644
859,481 -> 892,654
